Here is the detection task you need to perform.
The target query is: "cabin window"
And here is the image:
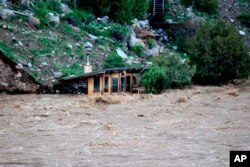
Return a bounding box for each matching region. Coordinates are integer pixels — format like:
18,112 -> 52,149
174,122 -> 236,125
94,76 -> 100,93
104,76 -> 109,93
112,78 -> 118,93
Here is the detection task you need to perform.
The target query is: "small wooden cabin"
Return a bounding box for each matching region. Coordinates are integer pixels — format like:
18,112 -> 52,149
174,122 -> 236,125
59,66 -> 147,95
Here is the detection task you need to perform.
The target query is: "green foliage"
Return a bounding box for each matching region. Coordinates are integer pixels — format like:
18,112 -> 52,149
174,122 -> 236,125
133,0 -> 150,19
141,65 -> 168,93
153,54 -> 196,88
104,53 -> 126,69
181,0 -> 218,14
116,0 -> 135,24
62,9 -> 94,27
79,0 -> 150,23
185,21 -> 250,83
142,54 -> 196,93
79,0 -> 114,15
238,11 -> 250,28
32,0 -> 65,27
46,0 -> 63,14
84,22 -> 111,37
33,0 -> 49,27
147,38 -> 155,49
0,42 -> 17,61
133,44 -> 144,57
62,63 -> 84,77
110,23 -> 129,41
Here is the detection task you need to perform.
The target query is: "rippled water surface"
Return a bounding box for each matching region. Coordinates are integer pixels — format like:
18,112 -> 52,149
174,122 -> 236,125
0,84 -> 250,167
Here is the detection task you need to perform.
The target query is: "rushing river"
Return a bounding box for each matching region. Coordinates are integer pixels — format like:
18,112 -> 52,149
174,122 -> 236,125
0,83 -> 250,167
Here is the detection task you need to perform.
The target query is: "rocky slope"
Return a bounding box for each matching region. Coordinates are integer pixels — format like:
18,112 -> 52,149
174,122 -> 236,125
0,0 -> 249,93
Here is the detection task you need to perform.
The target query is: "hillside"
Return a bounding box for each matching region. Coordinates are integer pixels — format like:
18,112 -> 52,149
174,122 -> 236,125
0,0 -> 249,93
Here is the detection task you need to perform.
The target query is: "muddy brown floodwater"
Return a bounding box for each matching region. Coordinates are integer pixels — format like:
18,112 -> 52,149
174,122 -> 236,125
0,81 -> 250,167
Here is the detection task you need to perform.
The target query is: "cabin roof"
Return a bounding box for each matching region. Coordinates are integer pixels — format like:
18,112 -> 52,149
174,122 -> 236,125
60,66 -> 149,82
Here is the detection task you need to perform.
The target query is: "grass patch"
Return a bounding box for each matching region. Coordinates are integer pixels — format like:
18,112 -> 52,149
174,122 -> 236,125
0,42 -> 17,61
62,63 -> 84,77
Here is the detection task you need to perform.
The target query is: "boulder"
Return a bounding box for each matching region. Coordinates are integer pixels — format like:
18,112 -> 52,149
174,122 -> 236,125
16,64 -> 24,70
67,43 -> 73,50
53,72 -> 63,79
0,0 -> 7,7
47,13 -> 60,26
138,20 -> 149,30
97,16 -> 109,24
84,42 -> 93,48
28,16 -> 40,27
98,45 -> 107,52
128,35 -> 145,48
144,47 -> 159,57
88,34 -> 98,42
116,48 -> 128,59
126,59 -> 133,65
60,3 -> 71,14
0,9 -> 15,20
70,25 -> 81,32
239,30 -> 246,36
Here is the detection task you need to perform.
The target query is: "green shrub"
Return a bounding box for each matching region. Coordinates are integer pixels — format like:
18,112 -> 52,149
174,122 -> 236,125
78,0 -> 150,23
185,21 -> 250,84
141,65 -> 168,93
238,11 -> 250,28
133,44 -> 144,57
46,0 -> 63,14
110,23 -> 129,41
62,9 -> 94,27
78,0 -> 114,15
147,38 -> 155,49
116,0 -> 135,24
83,22 -> 111,37
62,63 -> 84,77
181,0 -> 218,14
133,0 -> 150,19
33,1 -> 49,27
104,52 -> 126,69
153,54 -> 196,88
142,54 -> 196,93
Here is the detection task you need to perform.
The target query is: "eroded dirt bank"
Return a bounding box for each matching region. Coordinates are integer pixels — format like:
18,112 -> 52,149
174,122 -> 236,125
0,81 -> 250,167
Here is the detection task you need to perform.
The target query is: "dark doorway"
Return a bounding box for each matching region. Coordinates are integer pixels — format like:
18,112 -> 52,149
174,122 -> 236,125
126,76 -> 131,92
94,76 -> 100,93
104,76 -> 109,93
112,78 -> 118,93
121,77 -> 126,92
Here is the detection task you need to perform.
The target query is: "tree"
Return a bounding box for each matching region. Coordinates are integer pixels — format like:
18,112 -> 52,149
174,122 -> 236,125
185,21 -> 250,84
141,65 -> 168,93
141,54 -> 196,93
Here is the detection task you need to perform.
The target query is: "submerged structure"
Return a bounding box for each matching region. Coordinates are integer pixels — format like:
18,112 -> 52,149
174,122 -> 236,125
58,65 -> 147,95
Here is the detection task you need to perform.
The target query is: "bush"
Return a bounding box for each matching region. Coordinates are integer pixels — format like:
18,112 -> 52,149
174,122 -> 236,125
78,0 -> 150,24
33,0 -> 49,27
83,22 -> 111,37
238,11 -> 250,28
153,54 -> 196,88
110,23 -> 129,41
141,65 -> 168,93
62,9 -> 94,27
133,44 -> 144,57
62,63 -> 84,77
103,53 -> 126,69
185,21 -> 250,84
181,0 -> 218,14
142,54 -> 196,93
